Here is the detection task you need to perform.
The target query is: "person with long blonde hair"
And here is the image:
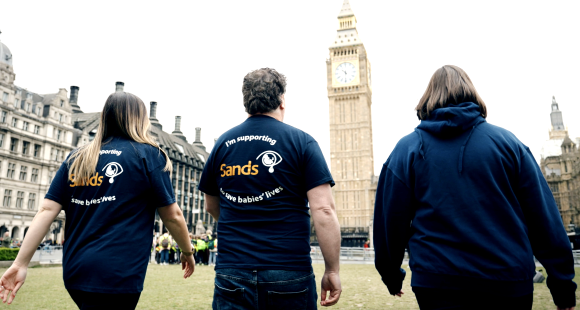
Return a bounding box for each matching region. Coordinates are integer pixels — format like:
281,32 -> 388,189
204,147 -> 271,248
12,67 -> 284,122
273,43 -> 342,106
373,65 -> 576,310
0,92 -> 195,309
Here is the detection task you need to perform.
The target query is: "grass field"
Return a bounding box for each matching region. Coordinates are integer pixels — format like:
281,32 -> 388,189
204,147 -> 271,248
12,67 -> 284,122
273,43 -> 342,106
0,264 -> 577,309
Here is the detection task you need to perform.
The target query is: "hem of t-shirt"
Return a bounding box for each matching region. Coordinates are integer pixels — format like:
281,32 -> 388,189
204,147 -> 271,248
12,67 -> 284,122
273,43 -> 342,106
216,264 -> 313,271
157,197 -> 176,208
64,283 -> 143,294
198,184 -> 219,197
305,177 -> 335,192
44,194 -> 64,206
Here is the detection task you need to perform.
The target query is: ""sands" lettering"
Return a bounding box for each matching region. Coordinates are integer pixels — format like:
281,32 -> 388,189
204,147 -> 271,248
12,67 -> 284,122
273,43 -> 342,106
69,172 -> 104,187
220,161 -> 259,177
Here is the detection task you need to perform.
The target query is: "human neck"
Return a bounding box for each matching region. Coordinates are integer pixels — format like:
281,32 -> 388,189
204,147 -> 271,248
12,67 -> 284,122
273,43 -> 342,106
250,110 -> 283,122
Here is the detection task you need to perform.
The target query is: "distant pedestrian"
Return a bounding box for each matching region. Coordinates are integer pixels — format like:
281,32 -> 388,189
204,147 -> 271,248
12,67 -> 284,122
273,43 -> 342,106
0,92 -> 195,308
158,232 -> 172,265
197,234 -> 208,265
373,65 -> 577,310
0,232 -> 10,248
209,236 -> 217,266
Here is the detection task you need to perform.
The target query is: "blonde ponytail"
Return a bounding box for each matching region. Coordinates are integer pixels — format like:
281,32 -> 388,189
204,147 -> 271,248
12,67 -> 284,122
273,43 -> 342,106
68,92 -> 171,186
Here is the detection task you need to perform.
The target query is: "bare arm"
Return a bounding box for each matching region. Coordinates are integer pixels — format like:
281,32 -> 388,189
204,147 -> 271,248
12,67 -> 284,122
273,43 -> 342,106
308,183 -> 342,307
0,199 -> 62,304
205,193 -> 220,221
158,203 -> 193,253
157,203 -> 195,278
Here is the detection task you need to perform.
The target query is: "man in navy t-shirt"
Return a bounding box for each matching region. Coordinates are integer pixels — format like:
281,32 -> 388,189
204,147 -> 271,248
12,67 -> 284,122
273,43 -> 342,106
199,68 -> 342,309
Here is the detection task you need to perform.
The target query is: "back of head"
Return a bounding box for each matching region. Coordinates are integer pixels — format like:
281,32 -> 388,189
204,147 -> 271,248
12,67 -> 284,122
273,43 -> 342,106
242,68 -> 287,115
68,92 -> 171,185
416,65 -> 487,120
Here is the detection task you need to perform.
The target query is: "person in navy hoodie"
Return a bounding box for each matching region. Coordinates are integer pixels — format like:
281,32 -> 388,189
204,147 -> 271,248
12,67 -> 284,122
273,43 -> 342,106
0,92 -> 195,308
373,65 -> 576,310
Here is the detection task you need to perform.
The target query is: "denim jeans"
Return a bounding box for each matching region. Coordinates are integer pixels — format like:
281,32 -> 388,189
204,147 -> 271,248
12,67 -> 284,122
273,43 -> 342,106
212,268 -> 317,310
209,251 -> 217,265
160,249 -> 169,264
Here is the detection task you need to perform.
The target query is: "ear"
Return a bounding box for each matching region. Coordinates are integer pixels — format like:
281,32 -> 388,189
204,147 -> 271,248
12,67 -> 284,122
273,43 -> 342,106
280,94 -> 286,110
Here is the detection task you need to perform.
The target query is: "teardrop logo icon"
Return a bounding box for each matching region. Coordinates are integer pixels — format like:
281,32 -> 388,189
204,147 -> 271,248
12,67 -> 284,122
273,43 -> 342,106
256,151 -> 283,173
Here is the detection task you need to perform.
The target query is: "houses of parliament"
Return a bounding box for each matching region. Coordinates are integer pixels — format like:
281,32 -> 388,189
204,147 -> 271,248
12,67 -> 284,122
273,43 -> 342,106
0,34 -> 213,244
0,0 -> 578,248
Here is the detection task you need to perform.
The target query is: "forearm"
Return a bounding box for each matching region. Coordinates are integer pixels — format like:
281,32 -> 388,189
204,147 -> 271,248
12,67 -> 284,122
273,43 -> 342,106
312,207 -> 341,273
204,194 -> 220,221
160,206 -> 193,253
15,199 -> 62,266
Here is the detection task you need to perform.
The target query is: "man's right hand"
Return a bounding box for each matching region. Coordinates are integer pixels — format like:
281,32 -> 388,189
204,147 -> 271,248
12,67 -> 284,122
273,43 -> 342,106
180,252 -> 195,279
320,270 -> 341,307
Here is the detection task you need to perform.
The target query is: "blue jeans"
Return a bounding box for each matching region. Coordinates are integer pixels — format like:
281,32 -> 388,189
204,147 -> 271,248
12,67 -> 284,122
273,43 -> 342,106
160,249 -> 169,264
209,251 -> 217,265
212,268 -> 317,310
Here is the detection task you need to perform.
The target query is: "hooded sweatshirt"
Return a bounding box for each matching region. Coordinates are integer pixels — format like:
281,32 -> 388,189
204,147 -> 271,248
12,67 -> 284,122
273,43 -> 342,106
373,102 -> 576,307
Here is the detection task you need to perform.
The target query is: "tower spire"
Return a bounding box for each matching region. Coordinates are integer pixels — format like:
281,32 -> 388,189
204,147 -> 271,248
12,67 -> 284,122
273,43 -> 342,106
338,0 -> 354,18
330,0 -> 361,48
549,96 -> 567,140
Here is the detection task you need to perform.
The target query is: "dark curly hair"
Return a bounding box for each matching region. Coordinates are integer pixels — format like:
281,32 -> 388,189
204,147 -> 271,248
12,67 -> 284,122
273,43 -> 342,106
242,68 -> 287,115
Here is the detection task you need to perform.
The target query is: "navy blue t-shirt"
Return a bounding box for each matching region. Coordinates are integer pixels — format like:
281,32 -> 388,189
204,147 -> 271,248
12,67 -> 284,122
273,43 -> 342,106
198,115 -> 334,271
45,136 -> 175,293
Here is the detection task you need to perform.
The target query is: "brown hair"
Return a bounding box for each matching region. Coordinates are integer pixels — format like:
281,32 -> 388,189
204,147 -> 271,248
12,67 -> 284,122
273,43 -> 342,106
242,68 -> 287,115
68,92 -> 171,185
416,65 -> 487,120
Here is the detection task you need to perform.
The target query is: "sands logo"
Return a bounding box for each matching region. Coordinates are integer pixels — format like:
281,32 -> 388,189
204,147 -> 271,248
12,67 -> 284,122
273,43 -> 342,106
103,162 -> 123,183
221,161 -> 259,177
256,151 -> 283,173
69,173 -> 104,187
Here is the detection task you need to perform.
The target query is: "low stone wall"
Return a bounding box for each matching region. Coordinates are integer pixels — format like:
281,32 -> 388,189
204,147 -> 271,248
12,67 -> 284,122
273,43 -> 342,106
0,261 -> 40,268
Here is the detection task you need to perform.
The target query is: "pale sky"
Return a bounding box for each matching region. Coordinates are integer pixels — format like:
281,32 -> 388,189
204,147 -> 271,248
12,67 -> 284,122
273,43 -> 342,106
2,0 -> 579,175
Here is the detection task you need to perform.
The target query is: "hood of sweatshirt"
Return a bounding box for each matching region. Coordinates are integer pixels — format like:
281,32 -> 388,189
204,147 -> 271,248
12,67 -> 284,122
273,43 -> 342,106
415,102 -> 486,172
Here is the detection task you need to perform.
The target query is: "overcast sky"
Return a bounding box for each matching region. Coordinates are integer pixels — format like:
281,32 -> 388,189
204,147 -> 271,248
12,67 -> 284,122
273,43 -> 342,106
2,0 -> 579,175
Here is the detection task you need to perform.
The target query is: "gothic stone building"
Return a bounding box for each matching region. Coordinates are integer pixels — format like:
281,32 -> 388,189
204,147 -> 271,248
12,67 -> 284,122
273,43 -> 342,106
0,35 -> 212,245
325,0 -> 378,247
70,84 -> 212,236
540,96 -> 580,246
0,37 -> 81,243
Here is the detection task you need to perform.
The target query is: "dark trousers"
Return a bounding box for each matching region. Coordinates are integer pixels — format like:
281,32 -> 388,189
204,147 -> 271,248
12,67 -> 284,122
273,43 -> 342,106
203,248 -> 210,265
413,287 -> 533,310
197,249 -> 207,265
213,268 -> 317,310
169,249 -> 175,264
68,289 -> 141,310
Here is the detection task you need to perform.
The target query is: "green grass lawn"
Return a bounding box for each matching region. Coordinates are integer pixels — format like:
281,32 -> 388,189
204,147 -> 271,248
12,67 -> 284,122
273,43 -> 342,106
0,264 -> 577,309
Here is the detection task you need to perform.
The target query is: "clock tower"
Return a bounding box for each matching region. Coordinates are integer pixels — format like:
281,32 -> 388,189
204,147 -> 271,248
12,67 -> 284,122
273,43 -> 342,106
327,0 -> 376,246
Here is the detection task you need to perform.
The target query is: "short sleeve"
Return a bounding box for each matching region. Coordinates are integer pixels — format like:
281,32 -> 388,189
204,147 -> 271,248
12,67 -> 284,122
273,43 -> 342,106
148,166 -> 175,207
198,150 -> 219,196
302,140 -> 335,192
143,147 -> 175,207
45,159 -> 70,207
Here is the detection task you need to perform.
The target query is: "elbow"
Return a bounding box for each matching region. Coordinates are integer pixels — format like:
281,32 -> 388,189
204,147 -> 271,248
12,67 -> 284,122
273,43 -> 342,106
205,203 -> 218,216
312,203 -> 336,217
166,208 -> 183,224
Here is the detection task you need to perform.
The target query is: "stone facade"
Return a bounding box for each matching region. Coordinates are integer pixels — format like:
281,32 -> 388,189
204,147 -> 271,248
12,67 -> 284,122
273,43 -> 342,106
0,37 -> 80,244
540,97 -> 580,239
325,0 -> 377,247
0,35 -> 212,246
70,85 -> 212,235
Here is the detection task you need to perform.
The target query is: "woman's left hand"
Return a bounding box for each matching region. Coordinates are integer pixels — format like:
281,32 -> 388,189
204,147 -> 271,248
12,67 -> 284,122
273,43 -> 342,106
0,262 -> 27,304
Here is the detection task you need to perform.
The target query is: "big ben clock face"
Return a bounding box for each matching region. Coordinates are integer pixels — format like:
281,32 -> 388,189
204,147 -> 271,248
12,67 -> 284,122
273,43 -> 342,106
335,62 -> 357,84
